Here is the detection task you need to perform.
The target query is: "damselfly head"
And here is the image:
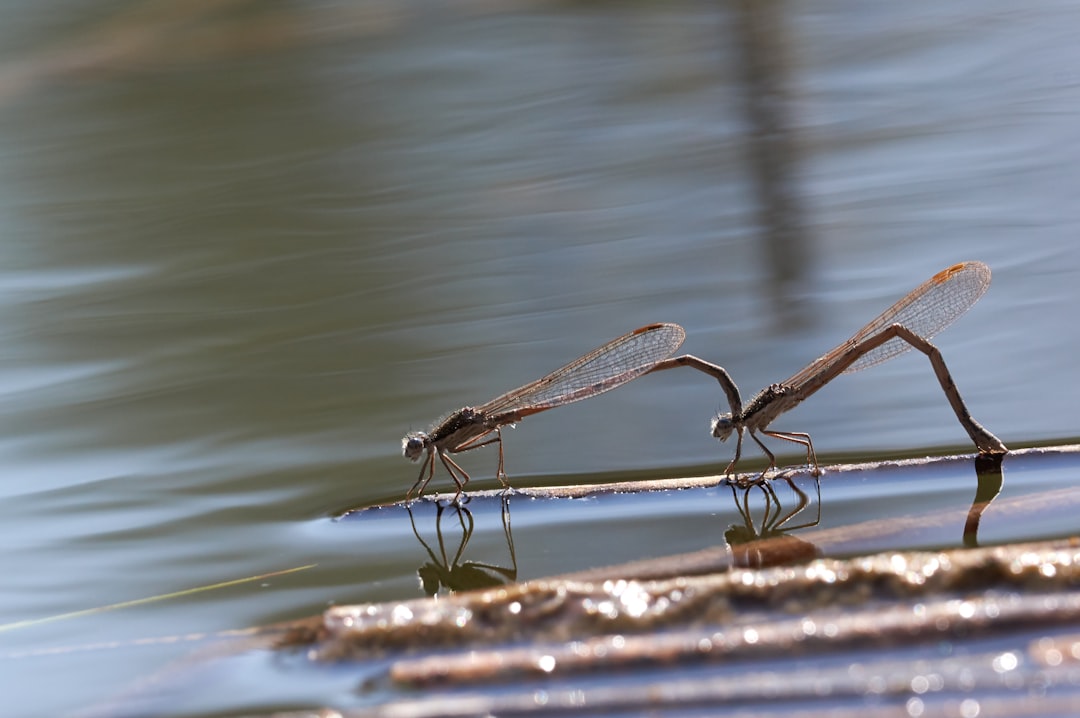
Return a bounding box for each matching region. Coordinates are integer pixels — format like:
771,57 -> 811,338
402,432 -> 427,461
711,414 -> 735,442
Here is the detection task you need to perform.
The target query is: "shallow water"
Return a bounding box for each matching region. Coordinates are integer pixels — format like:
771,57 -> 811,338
1,2 -> 1080,715
69,448 -> 1080,715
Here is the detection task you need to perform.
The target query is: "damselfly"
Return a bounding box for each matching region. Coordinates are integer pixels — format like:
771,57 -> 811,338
403,323 -> 686,501
649,261 -> 1007,478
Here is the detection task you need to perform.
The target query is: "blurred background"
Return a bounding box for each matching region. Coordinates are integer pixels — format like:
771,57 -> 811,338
1,1 -> 1079,715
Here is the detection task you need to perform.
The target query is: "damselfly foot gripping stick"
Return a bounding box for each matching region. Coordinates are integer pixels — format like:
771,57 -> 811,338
648,261 -> 1007,481
402,323 -> 686,502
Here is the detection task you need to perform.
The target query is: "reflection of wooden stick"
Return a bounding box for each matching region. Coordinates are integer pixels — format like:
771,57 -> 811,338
650,261 -> 1007,478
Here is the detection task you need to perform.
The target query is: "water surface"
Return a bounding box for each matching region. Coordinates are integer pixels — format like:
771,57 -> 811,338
1,2 -> 1079,715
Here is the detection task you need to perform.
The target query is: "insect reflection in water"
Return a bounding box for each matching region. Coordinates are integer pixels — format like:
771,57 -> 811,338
407,495 -> 516,596
724,474 -> 822,569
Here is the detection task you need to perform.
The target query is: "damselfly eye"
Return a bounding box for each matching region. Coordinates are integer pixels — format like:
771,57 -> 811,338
402,433 -> 426,461
712,415 -> 734,442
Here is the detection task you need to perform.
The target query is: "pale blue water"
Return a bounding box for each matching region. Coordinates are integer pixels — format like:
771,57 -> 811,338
1,2 -> 1079,715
